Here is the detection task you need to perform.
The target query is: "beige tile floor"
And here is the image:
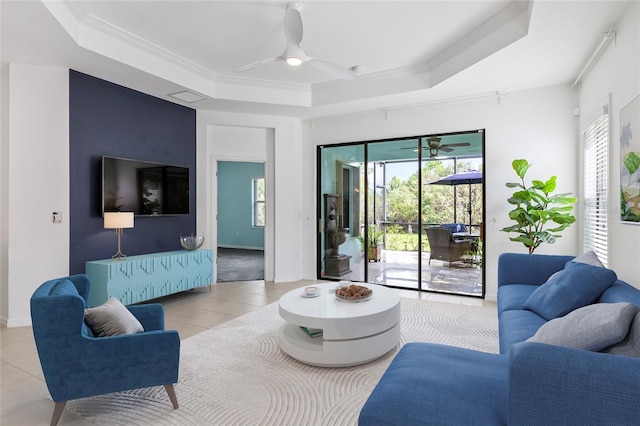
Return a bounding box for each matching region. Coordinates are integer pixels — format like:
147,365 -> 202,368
0,279 -> 492,425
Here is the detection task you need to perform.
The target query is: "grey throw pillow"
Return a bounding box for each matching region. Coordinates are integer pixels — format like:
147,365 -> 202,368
85,297 -> 144,337
603,311 -> 640,357
526,302 -> 638,351
567,250 -> 605,268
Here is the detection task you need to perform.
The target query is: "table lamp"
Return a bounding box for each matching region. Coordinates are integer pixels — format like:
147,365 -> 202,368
104,212 -> 134,260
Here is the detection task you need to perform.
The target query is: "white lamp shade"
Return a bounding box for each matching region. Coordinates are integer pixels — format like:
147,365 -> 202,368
104,212 -> 134,229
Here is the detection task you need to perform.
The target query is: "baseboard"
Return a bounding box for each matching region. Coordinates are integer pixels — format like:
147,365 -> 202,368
218,245 -> 264,251
3,316 -> 32,327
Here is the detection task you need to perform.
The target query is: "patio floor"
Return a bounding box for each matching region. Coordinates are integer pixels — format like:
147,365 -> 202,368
338,249 -> 483,297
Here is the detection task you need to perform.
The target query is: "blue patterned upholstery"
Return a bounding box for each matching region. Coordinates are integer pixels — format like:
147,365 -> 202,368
30,274 -> 180,425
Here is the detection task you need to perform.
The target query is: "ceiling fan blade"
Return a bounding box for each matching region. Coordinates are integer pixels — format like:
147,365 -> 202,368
441,142 -> 471,148
307,57 -> 356,80
439,146 -> 454,152
284,5 -> 303,46
235,4 -> 358,81
235,56 -> 283,72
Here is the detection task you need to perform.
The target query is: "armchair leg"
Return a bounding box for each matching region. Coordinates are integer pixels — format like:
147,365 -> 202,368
164,384 -> 179,409
50,401 -> 66,426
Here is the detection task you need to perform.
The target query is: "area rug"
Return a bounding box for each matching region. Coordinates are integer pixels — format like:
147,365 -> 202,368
66,299 -> 498,425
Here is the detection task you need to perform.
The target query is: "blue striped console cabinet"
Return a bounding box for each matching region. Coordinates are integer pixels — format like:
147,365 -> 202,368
85,249 -> 214,307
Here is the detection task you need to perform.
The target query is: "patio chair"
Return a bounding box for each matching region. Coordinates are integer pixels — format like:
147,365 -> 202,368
30,274 -> 180,426
425,226 -> 473,267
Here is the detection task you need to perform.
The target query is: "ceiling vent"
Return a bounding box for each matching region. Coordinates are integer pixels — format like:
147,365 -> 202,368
168,90 -> 207,103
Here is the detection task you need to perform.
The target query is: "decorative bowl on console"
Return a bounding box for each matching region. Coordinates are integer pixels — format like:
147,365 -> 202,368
180,234 -> 204,251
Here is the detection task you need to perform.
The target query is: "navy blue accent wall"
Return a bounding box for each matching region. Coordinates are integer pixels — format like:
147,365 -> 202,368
69,70 -> 196,274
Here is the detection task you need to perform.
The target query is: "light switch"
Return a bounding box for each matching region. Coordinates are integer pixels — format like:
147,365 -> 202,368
52,212 -> 62,224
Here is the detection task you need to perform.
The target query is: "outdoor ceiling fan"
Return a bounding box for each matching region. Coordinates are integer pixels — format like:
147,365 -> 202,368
235,4 -> 357,80
403,137 -> 471,157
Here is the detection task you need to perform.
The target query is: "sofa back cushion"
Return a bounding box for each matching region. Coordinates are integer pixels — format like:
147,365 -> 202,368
498,253 -> 574,287
599,281 -> 640,305
523,262 -> 617,320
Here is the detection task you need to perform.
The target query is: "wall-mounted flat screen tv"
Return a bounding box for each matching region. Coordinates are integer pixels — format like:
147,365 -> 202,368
102,156 -> 189,216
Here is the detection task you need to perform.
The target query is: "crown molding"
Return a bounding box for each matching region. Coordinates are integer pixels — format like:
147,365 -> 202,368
311,63 -> 431,106
42,0 -> 313,107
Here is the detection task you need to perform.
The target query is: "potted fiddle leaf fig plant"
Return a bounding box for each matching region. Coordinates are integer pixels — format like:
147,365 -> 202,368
357,224 -> 384,262
501,159 -> 577,254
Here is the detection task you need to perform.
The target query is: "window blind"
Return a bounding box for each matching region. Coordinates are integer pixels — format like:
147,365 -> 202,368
583,111 -> 609,266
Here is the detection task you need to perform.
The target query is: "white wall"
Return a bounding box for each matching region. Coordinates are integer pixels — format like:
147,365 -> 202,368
303,84 -> 580,300
579,1 -> 640,287
1,64 -> 69,326
1,63 -> 8,322
196,111 -> 303,283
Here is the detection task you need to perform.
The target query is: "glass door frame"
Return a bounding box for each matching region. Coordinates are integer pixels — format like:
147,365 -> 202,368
316,130 -> 485,298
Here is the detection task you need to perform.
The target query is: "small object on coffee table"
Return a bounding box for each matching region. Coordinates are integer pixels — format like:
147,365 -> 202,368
304,286 -> 320,296
335,284 -> 373,301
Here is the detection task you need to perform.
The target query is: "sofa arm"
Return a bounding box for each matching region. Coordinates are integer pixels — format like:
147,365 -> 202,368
497,253 -> 573,287
127,304 -> 166,331
508,342 -> 640,425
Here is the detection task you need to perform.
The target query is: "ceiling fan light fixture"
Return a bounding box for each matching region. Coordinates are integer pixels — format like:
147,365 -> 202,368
427,137 -> 441,146
286,56 -> 303,66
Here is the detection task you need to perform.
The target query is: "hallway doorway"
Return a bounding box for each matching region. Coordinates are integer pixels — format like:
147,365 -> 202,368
217,248 -> 264,282
217,161 -> 265,282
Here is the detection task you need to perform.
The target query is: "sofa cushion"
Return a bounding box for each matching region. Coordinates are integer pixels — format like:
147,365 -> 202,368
359,342 -> 507,426
84,297 -> 144,337
526,302 -> 638,351
603,312 -> 640,358
523,262 -> 617,320
598,281 -> 640,305
498,284 -> 538,313
499,310 -> 547,354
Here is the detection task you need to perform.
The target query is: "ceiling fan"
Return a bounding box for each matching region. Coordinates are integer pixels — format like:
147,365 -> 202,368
235,4 -> 357,80
402,137 -> 471,157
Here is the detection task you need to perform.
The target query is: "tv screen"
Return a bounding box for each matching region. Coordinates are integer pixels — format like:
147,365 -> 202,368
102,156 -> 189,216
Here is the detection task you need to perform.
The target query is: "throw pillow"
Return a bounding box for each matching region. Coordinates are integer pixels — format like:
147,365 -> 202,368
526,302 -> 639,351
566,250 -> 605,268
85,297 -> 144,337
523,262 -> 617,320
603,311 -> 640,358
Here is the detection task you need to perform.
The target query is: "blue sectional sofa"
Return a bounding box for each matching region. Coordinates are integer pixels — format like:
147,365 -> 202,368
359,253 -> 640,425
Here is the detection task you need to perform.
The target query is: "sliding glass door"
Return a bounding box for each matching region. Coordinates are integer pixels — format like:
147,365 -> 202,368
317,130 -> 485,297
318,144 -> 365,281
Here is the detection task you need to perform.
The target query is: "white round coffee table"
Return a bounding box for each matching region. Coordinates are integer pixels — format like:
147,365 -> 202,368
278,283 -> 401,367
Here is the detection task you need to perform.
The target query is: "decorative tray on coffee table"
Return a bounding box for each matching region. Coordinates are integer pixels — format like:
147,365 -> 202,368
333,284 -> 373,302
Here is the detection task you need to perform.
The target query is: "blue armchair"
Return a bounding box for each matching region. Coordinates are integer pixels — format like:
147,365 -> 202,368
30,274 -> 180,426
